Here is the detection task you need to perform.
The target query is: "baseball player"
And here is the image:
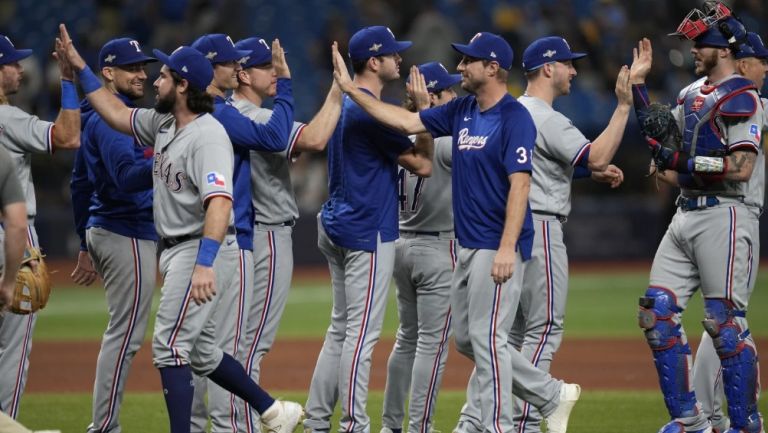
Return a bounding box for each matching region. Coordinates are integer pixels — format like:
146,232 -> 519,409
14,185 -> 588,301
303,26 -> 434,433
0,146 -> 60,433
379,61 -> 459,433
630,4 -> 764,432
230,36 -> 342,433
68,38 -> 158,433
690,31 -> 768,433
507,36 -> 631,433
0,145 -> 27,314
0,33 -> 81,419
187,33 -> 299,433
330,31 -> 580,433
57,24 -> 301,433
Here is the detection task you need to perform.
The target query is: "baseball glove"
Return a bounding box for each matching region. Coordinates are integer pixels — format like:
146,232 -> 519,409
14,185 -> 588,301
641,102 -> 682,149
11,247 -> 52,314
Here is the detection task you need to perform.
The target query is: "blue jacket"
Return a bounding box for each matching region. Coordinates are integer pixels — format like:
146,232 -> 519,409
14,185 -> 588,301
71,94 -> 156,251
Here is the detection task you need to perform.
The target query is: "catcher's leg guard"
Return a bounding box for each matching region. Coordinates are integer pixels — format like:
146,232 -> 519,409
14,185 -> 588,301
702,299 -> 763,433
638,287 -> 698,418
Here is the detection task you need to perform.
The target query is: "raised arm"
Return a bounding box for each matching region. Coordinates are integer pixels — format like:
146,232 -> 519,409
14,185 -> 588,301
586,66 -> 632,171
294,81 -> 343,152
397,69 -> 433,176
57,24 -> 134,135
50,30 -> 80,149
331,42 -> 426,134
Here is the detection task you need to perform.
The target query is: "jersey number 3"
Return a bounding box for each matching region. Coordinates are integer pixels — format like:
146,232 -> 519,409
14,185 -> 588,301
398,167 -> 425,213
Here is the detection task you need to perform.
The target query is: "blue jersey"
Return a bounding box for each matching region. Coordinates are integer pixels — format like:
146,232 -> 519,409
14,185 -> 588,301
419,94 -> 535,259
211,78 -> 294,251
321,90 -> 414,251
71,95 -> 156,251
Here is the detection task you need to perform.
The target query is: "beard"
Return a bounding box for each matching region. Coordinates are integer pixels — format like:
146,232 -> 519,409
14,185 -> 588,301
154,90 -> 176,113
695,51 -> 718,77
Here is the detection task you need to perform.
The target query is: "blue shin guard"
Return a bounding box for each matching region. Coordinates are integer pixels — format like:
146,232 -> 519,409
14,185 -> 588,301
639,287 -> 698,418
703,299 -> 763,433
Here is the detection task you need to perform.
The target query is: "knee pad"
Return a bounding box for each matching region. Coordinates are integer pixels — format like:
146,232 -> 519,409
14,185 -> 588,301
638,287 -> 684,350
703,299 -> 761,432
702,298 -> 748,359
638,287 -> 696,418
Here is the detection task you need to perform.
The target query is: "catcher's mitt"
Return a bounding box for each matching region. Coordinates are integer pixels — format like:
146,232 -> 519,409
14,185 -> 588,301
641,102 -> 682,149
11,247 -> 51,314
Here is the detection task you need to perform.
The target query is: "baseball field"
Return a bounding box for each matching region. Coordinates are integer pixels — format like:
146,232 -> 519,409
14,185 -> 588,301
15,262 -> 768,433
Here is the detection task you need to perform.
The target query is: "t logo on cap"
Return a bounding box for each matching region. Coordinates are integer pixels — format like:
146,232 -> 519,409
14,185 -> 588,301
451,32 -> 514,70
99,38 -> 157,70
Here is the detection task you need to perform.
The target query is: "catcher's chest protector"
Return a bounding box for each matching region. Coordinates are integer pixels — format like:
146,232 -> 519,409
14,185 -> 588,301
680,75 -> 756,157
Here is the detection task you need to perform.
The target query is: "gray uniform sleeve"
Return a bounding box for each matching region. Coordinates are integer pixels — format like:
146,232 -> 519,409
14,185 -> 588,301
724,92 -> 764,152
246,107 -> 305,160
0,106 -> 53,154
0,147 -> 23,207
130,108 -> 171,146
188,132 -> 234,204
538,113 -> 591,166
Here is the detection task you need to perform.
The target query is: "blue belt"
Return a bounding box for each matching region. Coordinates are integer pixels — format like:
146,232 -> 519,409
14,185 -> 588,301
676,196 -> 720,211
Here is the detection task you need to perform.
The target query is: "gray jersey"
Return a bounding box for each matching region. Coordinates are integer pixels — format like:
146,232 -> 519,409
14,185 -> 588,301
671,75 -> 765,200
0,146 -> 23,207
398,136 -> 453,232
231,98 -> 304,224
745,97 -> 768,209
0,105 -> 54,218
130,109 -> 234,238
518,95 -> 590,217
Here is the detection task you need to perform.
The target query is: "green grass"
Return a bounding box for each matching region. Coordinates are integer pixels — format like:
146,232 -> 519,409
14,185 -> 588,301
35,269 -> 768,341
16,390 -> 768,433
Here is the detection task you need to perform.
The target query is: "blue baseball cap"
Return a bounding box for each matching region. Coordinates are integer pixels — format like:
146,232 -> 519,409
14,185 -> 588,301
735,32 -> 768,59
693,16 -> 747,48
191,34 -> 250,64
98,38 -> 157,69
235,37 -> 272,68
0,35 -> 32,66
408,61 -> 461,93
452,32 -> 514,70
348,26 -> 412,61
152,46 -> 213,91
522,36 -> 587,72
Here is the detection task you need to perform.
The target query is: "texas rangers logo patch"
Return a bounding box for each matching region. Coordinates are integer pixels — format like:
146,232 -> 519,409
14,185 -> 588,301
750,124 -> 761,141
206,171 -> 226,187
691,96 -> 705,112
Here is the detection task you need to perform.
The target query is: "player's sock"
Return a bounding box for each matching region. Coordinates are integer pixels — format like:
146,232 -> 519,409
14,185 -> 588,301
208,352 -> 275,413
159,366 -> 194,433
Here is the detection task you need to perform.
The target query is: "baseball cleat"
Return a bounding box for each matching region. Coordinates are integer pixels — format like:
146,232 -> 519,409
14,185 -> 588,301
657,421 -> 712,433
545,382 -> 581,433
261,400 -> 304,433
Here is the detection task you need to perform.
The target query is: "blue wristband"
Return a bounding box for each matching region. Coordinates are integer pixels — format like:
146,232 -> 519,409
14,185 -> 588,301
77,65 -> 102,94
60,79 -> 79,109
195,237 -> 221,267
